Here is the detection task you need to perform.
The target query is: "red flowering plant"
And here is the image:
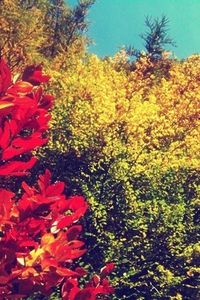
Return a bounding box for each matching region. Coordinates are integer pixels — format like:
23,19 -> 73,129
0,59 -> 114,299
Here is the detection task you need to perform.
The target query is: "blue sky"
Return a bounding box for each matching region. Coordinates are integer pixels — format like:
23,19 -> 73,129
68,0 -> 200,58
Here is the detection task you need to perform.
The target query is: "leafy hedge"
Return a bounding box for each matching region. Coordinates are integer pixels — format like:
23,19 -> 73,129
37,53 -> 200,299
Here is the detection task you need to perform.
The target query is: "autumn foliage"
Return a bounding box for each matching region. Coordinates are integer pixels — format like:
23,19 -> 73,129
1,1 -> 200,299
44,53 -> 200,299
0,59 -> 114,299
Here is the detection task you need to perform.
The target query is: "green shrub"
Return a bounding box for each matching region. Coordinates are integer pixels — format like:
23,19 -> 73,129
37,54 -> 200,299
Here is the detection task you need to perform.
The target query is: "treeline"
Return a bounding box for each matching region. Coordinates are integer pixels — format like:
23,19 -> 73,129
0,0 -> 94,69
0,1 -> 200,299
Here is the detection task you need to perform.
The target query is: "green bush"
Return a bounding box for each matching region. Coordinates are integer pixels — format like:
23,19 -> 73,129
36,54 -> 200,299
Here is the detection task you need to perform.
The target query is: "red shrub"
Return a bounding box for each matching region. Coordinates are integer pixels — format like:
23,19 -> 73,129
0,59 -> 114,299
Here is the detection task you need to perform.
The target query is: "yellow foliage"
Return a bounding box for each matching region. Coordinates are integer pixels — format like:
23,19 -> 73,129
49,53 -> 200,178
0,0 -> 48,71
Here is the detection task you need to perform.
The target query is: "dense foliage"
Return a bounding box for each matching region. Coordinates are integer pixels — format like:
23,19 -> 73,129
41,53 -> 200,299
0,0 -> 200,299
0,60 -> 114,299
0,0 -> 93,70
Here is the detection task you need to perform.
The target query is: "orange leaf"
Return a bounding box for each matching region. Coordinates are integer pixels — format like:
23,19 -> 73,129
41,233 -> 55,246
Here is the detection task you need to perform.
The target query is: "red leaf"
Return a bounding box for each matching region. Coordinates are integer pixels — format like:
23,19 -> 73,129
41,258 -> 58,270
62,279 -> 78,300
46,181 -> 65,196
73,288 -> 95,300
13,96 -> 37,107
19,240 -> 38,248
0,157 -> 37,176
56,267 -> 79,277
21,181 -> 35,196
50,198 -> 69,213
66,226 -> 82,241
9,119 -> 19,136
0,275 -> 10,284
74,267 -> 87,277
100,263 -> 115,278
0,121 -> 11,149
39,94 -> 54,110
68,196 -> 87,211
2,135 -> 48,160
73,206 -> 88,221
89,275 -> 100,287
38,169 -> 52,191
0,59 -> 12,95
7,81 -> 33,95
63,249 -> 87,260
57,215 -> 74,229
0,100 -> 14,115
22,65 -> 50,85
68,240 -> 85,249
0,189 -> 15,224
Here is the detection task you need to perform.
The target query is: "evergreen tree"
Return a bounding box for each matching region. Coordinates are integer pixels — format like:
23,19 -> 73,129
127,15 -> 176,60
